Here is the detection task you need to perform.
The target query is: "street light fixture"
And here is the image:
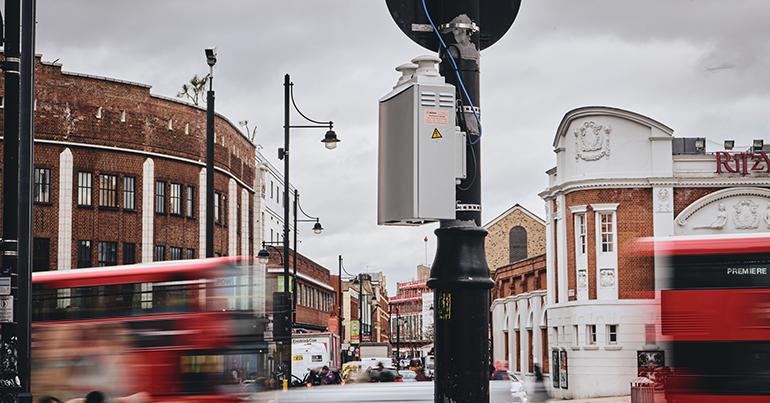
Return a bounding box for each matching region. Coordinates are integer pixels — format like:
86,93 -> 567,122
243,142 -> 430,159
277,73 -> 339,387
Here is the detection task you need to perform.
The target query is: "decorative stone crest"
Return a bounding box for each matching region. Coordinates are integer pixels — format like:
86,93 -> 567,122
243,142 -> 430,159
656,189 -> 671,213
733,199 -> 760,229
600,269 -> 615,288
574,121 -> 611,162
577,270 -> 587,289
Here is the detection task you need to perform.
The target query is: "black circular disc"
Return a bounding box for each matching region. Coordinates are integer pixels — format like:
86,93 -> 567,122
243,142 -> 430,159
386,0 -> 521,51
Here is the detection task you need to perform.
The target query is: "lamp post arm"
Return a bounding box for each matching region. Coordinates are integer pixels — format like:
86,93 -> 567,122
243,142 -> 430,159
290,83 -> 333,128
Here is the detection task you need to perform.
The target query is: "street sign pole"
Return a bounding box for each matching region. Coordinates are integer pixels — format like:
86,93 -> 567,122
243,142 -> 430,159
385,1 -> 520,401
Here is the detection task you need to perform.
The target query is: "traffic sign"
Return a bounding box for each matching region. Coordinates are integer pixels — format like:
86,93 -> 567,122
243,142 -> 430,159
386,0 -> 521,51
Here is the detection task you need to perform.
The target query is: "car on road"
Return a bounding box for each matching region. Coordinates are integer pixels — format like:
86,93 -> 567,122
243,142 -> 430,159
398,370 -> 417,382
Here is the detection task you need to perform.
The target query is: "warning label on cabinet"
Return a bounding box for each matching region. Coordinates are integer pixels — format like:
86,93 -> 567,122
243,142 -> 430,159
424,109 -> 449,126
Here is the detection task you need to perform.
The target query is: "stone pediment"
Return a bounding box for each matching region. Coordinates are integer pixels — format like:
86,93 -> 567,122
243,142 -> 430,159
675,187 -> 770,235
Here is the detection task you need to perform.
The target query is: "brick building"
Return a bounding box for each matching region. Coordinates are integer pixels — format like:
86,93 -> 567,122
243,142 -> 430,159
484,204 -> 546,273
497,106 -> 770,399
486,205 -> 548,376
3,55 -> 259,271
389,268 -> 433,360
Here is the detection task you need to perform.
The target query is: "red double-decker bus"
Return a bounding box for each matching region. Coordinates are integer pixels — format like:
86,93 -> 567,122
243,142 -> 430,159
31,256 -> 268,402
651,234 -> 770,402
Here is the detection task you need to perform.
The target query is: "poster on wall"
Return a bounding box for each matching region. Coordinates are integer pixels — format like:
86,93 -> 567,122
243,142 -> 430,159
637,350 -> 665,377
552,350 -> 560,388
560,350 -> 568,389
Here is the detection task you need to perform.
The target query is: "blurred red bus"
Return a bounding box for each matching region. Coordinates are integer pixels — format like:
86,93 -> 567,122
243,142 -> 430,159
31,256 -> 267,402
650,234 -> 770,403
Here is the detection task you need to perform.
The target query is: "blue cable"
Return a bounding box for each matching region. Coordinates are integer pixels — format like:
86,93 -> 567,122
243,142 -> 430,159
421,0 -> 483,145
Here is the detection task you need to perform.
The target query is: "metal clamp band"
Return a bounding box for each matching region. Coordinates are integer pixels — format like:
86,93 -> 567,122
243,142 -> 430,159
439,22 -> 479,33
460,105 -> 480,114
456,203 -> 481,212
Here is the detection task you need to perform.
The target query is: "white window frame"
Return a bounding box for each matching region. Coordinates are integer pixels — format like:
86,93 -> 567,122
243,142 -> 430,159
607,324 -> 618,344
587,324 -> 597,345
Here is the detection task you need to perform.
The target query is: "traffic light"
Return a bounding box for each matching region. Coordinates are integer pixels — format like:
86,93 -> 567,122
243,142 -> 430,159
273,292 -> 292,342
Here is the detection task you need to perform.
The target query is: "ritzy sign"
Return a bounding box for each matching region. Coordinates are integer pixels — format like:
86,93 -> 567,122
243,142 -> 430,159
716,152 -> 770,174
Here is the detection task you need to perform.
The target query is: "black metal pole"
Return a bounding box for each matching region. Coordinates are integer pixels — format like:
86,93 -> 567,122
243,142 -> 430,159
396,306 -> 400,364
2,1 -> 20,400
426,1 -> 493,402
292,189 -> 298,326
338,255 -> 343,365
205,75 -> 215,258
282,73 -> 292,386
17,1 -> 35,401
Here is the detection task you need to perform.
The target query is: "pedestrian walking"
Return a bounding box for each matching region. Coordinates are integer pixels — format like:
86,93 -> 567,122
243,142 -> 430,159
529,364 -> 550,402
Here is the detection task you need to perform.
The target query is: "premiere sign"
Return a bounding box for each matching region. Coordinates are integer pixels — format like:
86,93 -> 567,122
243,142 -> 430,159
716,151 -> 770,174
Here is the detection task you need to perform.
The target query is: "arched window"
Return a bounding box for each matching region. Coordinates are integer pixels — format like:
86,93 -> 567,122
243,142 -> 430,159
509,226 -> 527,263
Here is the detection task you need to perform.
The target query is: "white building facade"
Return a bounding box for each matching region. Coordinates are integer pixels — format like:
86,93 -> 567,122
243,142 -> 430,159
492,106 -> 770,399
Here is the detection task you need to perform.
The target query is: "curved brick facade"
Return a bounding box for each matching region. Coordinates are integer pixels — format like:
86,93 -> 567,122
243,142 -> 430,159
1,56 -> 257,270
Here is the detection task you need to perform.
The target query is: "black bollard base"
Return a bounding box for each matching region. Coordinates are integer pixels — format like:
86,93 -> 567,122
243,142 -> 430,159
428,222 -> 493,403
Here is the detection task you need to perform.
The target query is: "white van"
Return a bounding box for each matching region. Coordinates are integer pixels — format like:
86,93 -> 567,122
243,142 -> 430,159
291,342 -> 330,380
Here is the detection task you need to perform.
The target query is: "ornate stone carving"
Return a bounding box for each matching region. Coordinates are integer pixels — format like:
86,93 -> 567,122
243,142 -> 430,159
577,270 -> 587,289
765,202 -> 770,228
553,200 -> 560,220
694,203 -> 727,229
733,199 -> 760,229
600,269 -> 615,288
656,189 -> 672,213
574,121 -> 611,162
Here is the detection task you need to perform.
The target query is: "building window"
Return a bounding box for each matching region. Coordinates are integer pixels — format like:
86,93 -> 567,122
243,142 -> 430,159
34,168 -> 51,203
100,174 -> 117,207
600,212 -> 614,252
608,325 -> 618,344
33,238 -> 50,272
222,194 -> 227,226
123,243 -> 136,265
170,183 -> 182,215
186,248 -> 195,259
78,172 -> 93,206
574,325 -> 579,346
170,246 -> 183,261
123,177 -> 136,210
214,193 -> 221,224
588,324 -> 597,345
156,181 -> 166,213
77,240 -> 91,268
155,245 -> 165,261
509,226 -> 527,263
186,186 -> 195,217
577,214 -> 587,254
645,324 -> 656,345
98,241 -> 117,266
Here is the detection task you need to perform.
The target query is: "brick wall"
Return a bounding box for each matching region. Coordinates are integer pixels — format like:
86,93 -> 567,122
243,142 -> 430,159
0,55 -> 257,269
492,254 -> 547,299
485,206 -> 546,272
564,188 -> 656,300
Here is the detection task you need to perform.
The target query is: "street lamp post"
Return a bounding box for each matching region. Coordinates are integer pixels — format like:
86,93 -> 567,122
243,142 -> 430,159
338,255 -> 343,365
204,47 -> 217,258
292,189 -> 323,326
277,73 -> 339,387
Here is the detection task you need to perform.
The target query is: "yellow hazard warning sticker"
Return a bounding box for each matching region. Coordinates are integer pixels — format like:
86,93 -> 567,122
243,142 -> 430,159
431,128 -> 443,139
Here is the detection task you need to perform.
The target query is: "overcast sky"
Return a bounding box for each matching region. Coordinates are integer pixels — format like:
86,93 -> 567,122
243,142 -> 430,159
29,1 -> 770,295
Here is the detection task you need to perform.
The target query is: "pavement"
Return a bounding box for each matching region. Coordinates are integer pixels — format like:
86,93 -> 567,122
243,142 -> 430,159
558,396 -> 630,403
558,391 -> 666,402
